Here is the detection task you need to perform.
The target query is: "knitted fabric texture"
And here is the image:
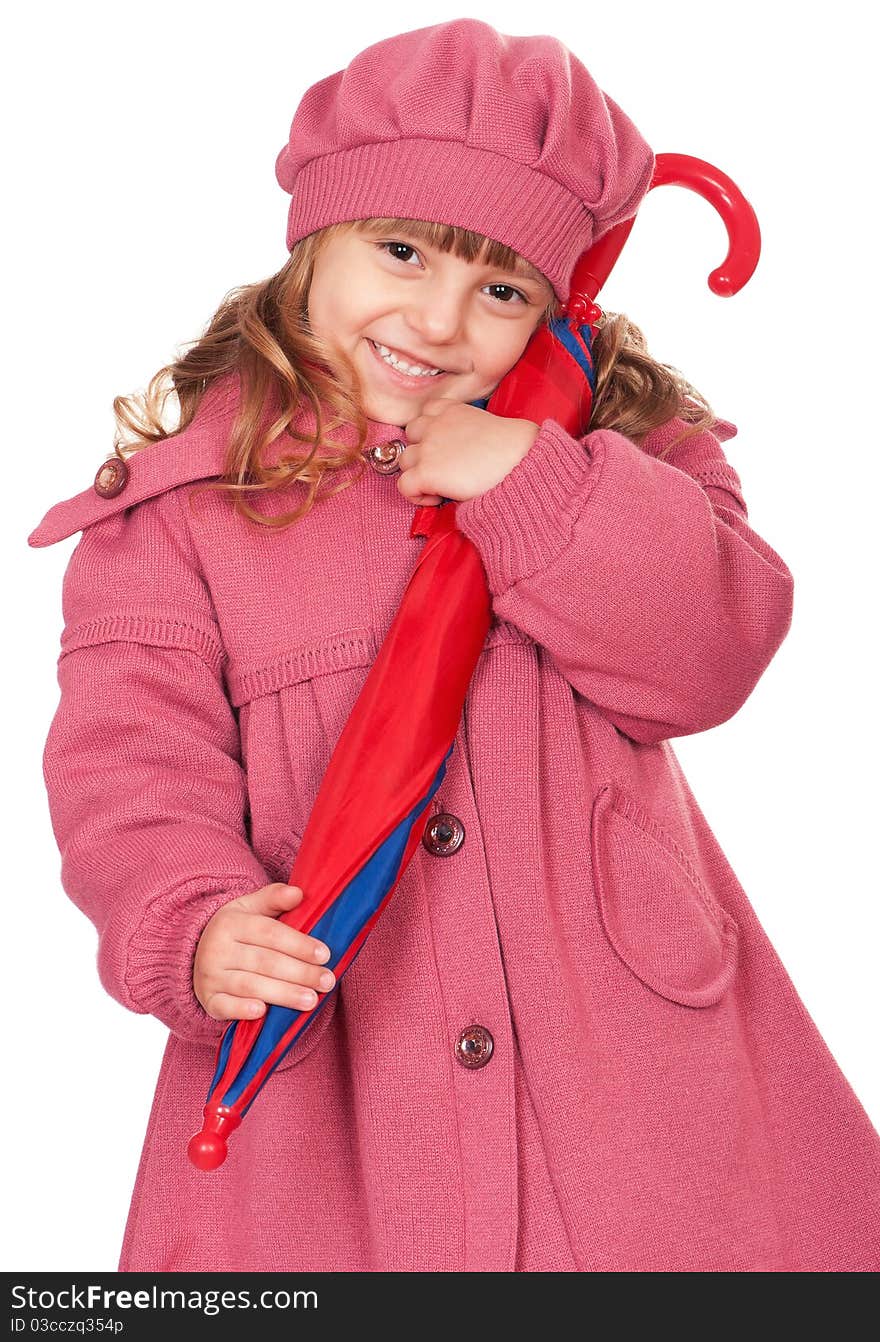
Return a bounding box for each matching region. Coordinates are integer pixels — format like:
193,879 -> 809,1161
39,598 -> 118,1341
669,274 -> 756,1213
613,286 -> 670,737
30,380 -> 880,1270
274,17 -> 656,303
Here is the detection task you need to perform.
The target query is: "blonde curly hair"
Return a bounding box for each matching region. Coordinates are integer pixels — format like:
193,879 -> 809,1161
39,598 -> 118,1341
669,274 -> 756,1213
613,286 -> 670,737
111,216 -> 720,531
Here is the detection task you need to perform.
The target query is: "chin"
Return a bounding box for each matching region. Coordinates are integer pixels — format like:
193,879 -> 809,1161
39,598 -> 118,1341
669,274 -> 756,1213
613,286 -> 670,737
365,390 -> 437,422
360,394 -> 408,425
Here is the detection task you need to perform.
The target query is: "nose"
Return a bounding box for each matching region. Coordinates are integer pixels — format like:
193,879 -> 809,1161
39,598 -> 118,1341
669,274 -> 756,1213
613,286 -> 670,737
404,281 -> 467,349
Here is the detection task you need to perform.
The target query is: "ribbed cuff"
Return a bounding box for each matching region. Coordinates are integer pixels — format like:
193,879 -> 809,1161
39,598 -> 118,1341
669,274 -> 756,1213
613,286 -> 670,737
454,418 -> 602,594
119,863 -> 272,1046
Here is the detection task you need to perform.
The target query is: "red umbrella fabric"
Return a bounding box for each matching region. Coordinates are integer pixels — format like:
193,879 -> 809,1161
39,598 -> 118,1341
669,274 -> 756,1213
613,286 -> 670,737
188,152 -> 760,1169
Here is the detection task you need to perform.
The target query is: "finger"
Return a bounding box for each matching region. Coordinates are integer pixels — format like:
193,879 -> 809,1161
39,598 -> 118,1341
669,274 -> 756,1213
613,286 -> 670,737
202,991 -> 269,1022
232,942 -> 336,994
237,916 -> 332,966
224,970 -> 332,1014
235,882 -> 304,916
397,474 -> 439,506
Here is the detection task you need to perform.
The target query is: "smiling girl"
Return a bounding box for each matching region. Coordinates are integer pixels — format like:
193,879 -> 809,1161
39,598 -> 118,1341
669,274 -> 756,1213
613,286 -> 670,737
304,221 -> 556,506
30,18 -> 880,1274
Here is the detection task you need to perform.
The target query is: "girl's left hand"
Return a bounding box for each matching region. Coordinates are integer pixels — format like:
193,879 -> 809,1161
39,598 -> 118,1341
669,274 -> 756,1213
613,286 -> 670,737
398,398 -> 541,506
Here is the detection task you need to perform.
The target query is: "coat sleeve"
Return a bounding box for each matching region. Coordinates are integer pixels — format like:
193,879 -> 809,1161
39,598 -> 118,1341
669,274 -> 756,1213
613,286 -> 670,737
453,414 -> 795,745
40,486 -> 272,1044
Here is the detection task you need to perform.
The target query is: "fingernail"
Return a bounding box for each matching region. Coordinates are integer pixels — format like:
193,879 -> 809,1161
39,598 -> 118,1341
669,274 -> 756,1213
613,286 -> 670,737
314,944 -> 330,962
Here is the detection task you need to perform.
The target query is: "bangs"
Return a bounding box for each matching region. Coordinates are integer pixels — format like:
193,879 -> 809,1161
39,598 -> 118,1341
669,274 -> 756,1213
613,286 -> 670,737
352,216 -> 548,286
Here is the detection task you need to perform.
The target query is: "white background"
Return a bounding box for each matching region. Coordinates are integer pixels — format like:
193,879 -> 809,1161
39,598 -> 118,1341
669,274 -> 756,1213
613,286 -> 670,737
4,0 -> 878,1271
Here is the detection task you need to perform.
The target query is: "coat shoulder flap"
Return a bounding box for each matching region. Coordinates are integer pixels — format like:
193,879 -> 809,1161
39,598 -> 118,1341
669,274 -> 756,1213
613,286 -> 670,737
639,410 -> 746,513
27,416 -> 230,550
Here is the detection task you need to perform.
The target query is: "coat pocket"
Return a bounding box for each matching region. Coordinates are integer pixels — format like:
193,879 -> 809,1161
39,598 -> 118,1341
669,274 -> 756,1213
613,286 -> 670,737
273,983 -> 340,1071
589,781 -> 739,1007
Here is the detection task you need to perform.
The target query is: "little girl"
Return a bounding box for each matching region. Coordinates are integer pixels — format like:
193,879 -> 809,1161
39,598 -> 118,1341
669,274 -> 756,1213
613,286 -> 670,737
30,19 -> 880,1272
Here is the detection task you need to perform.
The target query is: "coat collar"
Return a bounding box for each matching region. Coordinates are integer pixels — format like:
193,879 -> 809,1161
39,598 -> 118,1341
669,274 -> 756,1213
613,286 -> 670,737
27,373 -> 409,549
192,371 -> 410,458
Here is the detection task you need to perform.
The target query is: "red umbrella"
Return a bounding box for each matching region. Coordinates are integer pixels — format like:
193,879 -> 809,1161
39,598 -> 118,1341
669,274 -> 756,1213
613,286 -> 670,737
188,152 -> 760,1170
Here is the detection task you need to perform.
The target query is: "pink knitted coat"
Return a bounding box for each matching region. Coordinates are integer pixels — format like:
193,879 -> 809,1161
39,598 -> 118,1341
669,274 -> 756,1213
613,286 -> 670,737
30,376 -> 880,1271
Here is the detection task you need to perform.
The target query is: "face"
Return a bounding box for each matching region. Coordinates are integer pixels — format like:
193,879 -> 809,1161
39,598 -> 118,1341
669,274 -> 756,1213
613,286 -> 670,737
306,223 -> 555,426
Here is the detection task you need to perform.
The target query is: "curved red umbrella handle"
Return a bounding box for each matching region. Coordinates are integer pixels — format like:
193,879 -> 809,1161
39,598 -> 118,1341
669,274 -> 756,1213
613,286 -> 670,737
562,150 -> 762,323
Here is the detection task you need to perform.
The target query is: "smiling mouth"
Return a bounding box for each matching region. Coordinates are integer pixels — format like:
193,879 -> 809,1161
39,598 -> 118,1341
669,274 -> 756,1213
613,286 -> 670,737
365,338 -> 453,385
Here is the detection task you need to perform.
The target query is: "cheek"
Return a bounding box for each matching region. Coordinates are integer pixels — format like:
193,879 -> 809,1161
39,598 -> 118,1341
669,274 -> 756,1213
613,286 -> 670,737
484,348 -> 527,388
309,262 -> 369,335
480,322 -> 535,371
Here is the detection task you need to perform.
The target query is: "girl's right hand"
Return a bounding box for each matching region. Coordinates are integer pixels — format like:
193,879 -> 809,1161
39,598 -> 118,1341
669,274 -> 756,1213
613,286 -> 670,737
193,883 -> 335,1021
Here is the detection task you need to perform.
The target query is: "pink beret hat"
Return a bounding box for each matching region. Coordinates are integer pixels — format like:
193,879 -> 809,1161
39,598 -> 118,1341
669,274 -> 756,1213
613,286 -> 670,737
275,18 -> 655,305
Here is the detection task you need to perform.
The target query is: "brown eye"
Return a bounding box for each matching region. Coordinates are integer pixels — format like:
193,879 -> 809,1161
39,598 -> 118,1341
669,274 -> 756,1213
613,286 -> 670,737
377,241 -> 529,305
379,241 -> 419,265
485,283 -> 528,305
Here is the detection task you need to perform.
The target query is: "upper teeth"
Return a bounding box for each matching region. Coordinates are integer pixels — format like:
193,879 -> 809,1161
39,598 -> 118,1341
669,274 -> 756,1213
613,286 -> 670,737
373,342 -> 444,377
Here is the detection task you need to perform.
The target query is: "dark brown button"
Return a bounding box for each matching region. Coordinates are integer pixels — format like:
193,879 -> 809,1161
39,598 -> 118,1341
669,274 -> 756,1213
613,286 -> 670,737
455,1025 -> 494,1069
93,457 -> 129,498
422,811 -> 465,856
365,439 -> 406,475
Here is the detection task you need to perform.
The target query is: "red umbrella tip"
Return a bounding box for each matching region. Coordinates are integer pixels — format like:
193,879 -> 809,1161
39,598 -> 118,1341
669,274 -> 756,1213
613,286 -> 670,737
187,1129 -> 228,1170
187,1103 -> 242,1170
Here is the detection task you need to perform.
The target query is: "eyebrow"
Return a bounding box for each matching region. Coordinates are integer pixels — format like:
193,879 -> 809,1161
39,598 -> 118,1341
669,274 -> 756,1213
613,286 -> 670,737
505,257 -> 546,284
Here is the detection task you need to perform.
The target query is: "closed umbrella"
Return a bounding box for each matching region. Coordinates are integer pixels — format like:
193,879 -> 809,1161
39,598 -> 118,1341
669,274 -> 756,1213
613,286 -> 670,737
188,152 -> 760,1170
